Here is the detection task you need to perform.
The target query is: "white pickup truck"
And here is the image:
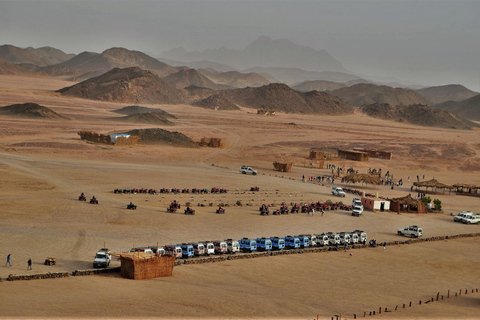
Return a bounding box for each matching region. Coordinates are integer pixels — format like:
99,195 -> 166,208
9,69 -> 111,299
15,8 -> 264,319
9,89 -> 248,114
93,250 -> 111,268
397,225 -> 423,238
239,165 -> 257,175
332,187 -> 346,197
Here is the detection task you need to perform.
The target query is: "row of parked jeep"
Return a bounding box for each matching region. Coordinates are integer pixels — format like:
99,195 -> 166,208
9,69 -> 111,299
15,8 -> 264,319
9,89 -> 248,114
130,230 -> 368,259
453,211 -> 480,224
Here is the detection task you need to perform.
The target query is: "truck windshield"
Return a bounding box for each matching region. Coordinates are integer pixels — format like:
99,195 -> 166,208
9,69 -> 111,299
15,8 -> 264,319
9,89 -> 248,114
95,253 -> 105,259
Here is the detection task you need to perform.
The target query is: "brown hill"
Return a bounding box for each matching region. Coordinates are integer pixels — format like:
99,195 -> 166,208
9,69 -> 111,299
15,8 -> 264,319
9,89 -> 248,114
58,67 -> 185,104
415,85 -> 478,104
163,69 -> 230,90
218,83 -> 353,114
184,85 -> 215,101
434,94 -> 480,121
25,46 -> 75,65
361,103 -> 478,129
192,94 -> 239,110
0,45 -> 48,66
199,69 -> 270,88
292,80 -> 346,92
0,103 -> 66,119
58,47 -> 179,79
331,83 -> 429,106
114,105 -> 176,118
113,113 -> 174,125
0,59 -> 39,75
126,128 -> 196,147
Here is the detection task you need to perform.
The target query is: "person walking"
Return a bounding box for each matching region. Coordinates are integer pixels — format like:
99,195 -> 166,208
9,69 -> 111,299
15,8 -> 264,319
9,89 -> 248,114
383,242 -> 386,251
5,254 -> 11,267
27,258 -> 32,270
321,209 -> 324,217
311,208 -> 315,217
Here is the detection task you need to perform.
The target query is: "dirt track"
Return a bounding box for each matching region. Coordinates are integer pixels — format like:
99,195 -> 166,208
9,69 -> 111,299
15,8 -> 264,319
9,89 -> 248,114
0,75 -> 479,319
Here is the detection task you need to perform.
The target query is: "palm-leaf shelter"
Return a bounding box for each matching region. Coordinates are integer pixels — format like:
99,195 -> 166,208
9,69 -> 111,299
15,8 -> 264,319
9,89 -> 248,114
413,179 -> 454,194
390,195 -> 427,214
453,184 -> 480,196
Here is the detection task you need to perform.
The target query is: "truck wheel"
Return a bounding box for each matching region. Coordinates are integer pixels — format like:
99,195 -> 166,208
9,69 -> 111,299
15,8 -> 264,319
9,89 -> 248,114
242,171 -> 246,174
253,172 -> 257,175
397,231 -> 402,235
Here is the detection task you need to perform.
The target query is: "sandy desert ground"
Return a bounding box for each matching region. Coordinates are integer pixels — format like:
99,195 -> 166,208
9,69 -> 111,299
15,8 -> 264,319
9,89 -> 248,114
0,75 -> 479,319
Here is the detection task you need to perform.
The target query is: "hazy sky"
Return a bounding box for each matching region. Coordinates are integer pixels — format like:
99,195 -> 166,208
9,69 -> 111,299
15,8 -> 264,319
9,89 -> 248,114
0,0 -> 479,90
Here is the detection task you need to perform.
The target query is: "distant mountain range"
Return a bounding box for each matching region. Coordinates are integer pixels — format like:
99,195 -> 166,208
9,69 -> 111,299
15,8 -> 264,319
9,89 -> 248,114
1,42 -> 478,120
161,35 -> 348,73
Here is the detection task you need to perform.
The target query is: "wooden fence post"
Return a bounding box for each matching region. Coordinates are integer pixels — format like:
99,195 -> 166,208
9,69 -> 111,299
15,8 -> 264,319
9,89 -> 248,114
447,290 -> 450,298
436,292 -> 439,301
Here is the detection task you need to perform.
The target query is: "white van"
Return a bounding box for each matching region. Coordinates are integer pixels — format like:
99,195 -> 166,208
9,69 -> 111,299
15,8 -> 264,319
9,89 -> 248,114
204,241 -> 215,255
225,239 -> 240,254
339,232 -> 351,245
328,233 -> 340,245
315,233 -> 329,246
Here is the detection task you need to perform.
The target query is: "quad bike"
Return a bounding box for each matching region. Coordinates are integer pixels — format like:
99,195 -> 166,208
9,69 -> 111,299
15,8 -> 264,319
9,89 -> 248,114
89,198 -> 98,204
127,203 -> 137,210
184,207 -> 196,215
167,206 -> 177,213
216,207 -> 225,214
290,205 -> 300,213
259,207 -> 270,216
250,187 -> 260,192
44,257 -> 56,265
78,194 -> 86,201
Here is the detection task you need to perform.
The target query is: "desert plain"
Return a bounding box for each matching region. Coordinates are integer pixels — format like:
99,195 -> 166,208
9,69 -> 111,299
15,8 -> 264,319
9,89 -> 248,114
0,75 -> 479,319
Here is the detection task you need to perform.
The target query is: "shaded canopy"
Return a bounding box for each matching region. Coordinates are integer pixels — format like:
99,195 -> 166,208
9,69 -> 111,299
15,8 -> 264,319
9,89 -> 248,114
342,173 -> 381,185
453,183 -> 480,191
413,179 -> 453,189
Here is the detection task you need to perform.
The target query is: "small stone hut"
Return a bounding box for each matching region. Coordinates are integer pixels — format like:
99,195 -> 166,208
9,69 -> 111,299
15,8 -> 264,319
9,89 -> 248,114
390,195 -> 427,214
338,149 -> 369,162
120,253 -> 175,280
273,161 -> 292,173
361,197 -> 390,212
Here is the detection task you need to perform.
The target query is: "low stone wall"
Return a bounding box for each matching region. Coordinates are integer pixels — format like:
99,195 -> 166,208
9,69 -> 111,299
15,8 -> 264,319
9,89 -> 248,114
4,233 -> 480,280
7,272 -> 69,281
72,267 -> 121,276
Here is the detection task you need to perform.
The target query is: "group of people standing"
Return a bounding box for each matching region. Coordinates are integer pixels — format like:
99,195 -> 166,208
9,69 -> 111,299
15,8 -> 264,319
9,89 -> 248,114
5,254 -> 32,270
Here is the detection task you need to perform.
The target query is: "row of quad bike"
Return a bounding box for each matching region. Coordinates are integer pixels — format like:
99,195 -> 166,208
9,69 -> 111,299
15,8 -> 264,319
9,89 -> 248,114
113,188 -> 228,194
166,201 -> 226,215
78,194 -> 98,204
259,202 -> 353,215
